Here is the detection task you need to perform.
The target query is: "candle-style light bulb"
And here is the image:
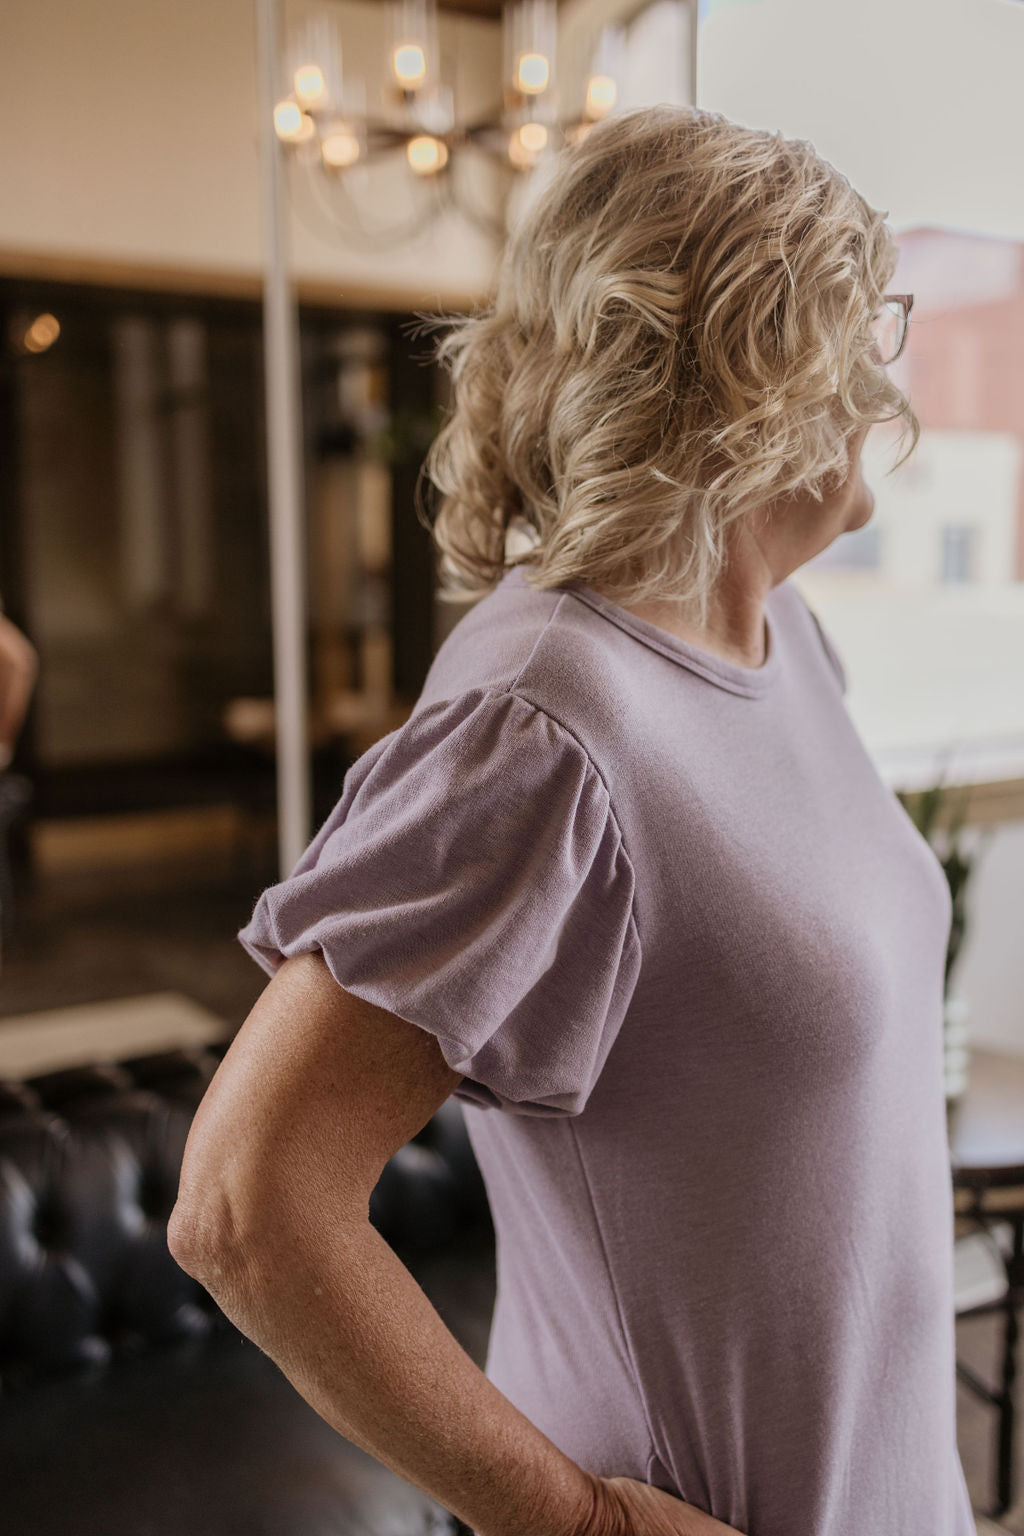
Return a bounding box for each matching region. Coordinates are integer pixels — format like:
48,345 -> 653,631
503,0 -> 557,101
516,51 -> 550,94
393,42 -> 427,88
390,1 -> 438,94
322,124 -> 362,168
508,119 -> 548,168
407,134 -> 449,174
294,62 -> 326,108
285,11 -> 342,115
274,100 -> 305,140
584,24 -> 623,121
585,73 -> 616,118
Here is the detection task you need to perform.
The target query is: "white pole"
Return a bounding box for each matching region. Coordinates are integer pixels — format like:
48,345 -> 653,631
255,0 -> 312,876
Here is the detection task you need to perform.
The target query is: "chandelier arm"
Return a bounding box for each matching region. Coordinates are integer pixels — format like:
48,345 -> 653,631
285,121 -> 525,256
450,101 -> 512,138
333,167 -> 445,243
436,165 -> 508,248
303,175 -> 432,250
444,152 -> 518,245
360,118 -> 430,155
293,172 -> 408,250
290,152 -> 446,252
445,180 -> 510,246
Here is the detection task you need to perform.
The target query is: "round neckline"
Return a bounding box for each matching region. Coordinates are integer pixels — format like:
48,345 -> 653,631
500,565 -> 781,698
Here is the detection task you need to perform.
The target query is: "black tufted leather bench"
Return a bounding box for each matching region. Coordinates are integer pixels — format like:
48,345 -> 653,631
0,1039 -> 493,1536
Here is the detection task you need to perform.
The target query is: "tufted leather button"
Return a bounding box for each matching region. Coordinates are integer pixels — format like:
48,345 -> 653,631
30,1195 -> 61,1249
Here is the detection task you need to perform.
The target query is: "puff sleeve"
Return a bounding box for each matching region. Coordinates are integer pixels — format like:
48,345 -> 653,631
236,688 -> 642,1118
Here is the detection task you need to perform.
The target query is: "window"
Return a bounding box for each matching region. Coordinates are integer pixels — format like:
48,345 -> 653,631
698,0 -> 1024,792
941,526 -> 977,586
797,230 -> 1024,785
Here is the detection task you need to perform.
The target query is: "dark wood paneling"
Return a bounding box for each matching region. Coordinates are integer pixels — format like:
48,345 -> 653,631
387,318 -> 442,702
437,0 -> 503,16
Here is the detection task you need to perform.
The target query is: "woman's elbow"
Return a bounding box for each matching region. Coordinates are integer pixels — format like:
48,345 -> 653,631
167,1182 -> 245,1285
166,1118 -> 277,1284
167,1150 -> 368,1290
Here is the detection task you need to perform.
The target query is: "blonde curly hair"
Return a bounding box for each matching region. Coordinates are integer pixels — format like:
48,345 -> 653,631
416,103 -> 918,624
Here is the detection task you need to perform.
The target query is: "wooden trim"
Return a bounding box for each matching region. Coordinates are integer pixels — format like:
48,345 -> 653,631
437,0 -> 503,13
28,804 -> 247,872
954,1184 -> 1024,1216
0,246 -> 491,313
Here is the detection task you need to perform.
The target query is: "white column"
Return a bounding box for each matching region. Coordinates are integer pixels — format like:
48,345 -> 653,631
256,0 -> 312,875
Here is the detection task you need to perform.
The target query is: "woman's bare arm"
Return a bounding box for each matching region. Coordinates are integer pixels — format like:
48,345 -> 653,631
167,949 -> 599,1536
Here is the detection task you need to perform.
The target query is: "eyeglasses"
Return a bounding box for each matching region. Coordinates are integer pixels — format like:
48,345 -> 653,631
870,293 -> 914,365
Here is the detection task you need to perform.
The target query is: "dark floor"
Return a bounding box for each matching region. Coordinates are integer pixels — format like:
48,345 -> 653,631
0,847 -> 275,1025
1,856 -> 1021,1532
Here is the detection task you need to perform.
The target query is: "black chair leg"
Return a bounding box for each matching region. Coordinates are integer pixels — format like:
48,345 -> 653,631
992,1213 -> 1023,1519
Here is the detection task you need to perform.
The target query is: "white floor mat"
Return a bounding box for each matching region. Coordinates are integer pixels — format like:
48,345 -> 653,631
0,991 -> 232,1078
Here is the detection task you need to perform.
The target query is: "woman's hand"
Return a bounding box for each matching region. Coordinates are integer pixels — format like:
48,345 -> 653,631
582,1473 -> 747,1536
0,613 -> 38,765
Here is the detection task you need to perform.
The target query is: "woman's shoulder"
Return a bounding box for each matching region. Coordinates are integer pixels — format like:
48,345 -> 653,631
419,568 -> 625,742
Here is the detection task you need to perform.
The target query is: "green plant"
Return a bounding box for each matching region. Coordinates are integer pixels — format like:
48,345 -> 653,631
365,404 -> 447,467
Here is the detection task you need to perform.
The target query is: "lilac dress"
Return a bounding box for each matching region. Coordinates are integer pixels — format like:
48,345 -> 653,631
238,566 -> 976,1536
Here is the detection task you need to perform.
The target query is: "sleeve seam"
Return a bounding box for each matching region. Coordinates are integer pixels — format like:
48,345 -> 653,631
507,589 -> 571,699
500,678 -> 645,957
500,588 -> 643,950
397,672 -> 645,956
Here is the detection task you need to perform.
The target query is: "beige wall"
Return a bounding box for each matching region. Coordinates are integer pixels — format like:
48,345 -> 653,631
0,0 -> 504,304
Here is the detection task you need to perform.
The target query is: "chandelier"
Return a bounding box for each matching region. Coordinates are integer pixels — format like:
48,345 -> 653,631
272,0 -> 626,245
